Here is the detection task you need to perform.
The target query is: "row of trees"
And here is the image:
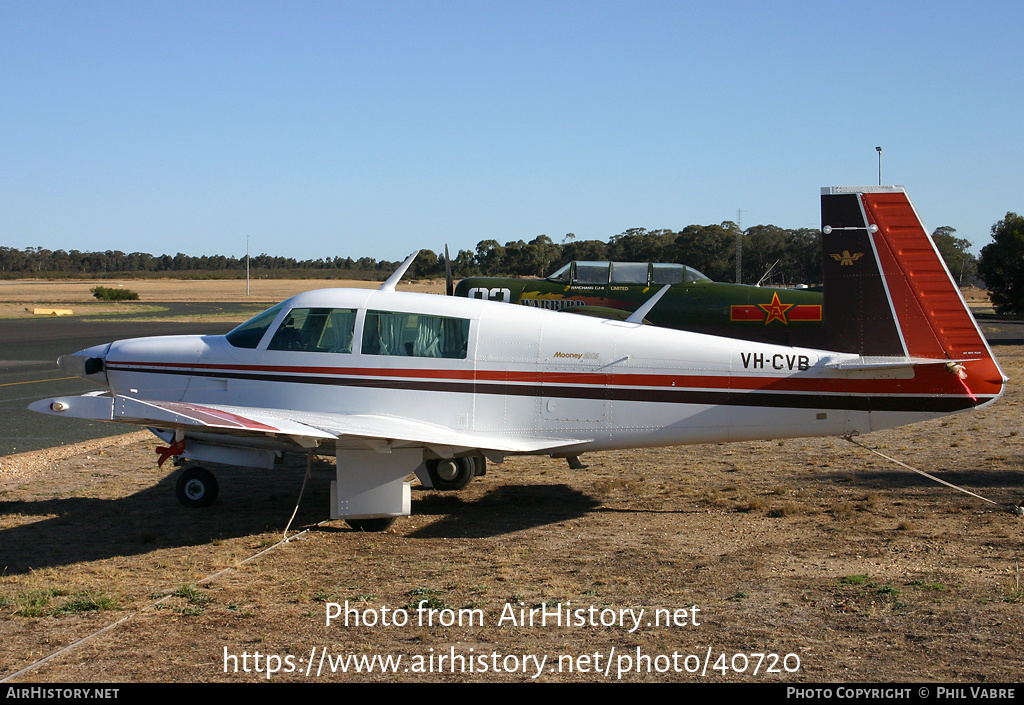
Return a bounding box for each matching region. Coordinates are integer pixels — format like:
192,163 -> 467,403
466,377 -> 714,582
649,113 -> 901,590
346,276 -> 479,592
1,221 -> 982,291
978,213 -> 1024,316
399,222 -> 979,289
0,247 -> 402,280
450,224 -> 823,286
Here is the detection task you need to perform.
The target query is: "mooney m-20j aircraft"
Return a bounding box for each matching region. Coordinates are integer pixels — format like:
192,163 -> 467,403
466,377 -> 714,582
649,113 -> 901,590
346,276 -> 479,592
31,187 -> 1006,531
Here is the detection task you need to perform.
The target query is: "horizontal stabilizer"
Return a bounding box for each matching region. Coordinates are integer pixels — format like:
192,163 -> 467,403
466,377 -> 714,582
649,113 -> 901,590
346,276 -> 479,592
821,356 -> 981,371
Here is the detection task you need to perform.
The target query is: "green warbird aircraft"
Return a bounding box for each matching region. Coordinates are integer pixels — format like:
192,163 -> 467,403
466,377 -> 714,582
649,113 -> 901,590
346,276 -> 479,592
453,260 -> 824,346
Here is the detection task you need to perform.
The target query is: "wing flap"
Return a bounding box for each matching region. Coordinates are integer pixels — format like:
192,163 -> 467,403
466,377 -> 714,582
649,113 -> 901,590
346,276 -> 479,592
296,411 -> 588,453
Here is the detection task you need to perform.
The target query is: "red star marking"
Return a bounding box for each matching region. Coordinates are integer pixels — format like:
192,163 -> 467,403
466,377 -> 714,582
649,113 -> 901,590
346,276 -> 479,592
757,292 -> 794,325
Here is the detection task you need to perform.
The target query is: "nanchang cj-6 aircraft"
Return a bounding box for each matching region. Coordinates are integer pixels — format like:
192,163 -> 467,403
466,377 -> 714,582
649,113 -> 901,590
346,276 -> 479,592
31,187 -> 1006,531
454,259 -> 825,347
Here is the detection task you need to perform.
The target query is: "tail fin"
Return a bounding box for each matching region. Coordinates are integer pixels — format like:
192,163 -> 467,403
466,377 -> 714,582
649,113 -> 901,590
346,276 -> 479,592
820,186 -> 1005,403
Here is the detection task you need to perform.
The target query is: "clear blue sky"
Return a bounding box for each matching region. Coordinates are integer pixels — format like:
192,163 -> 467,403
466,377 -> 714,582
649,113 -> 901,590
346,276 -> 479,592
2,1 -> 1021,263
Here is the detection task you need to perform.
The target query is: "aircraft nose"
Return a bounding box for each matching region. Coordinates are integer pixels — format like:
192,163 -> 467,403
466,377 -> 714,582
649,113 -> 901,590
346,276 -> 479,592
57,342 -> 112,381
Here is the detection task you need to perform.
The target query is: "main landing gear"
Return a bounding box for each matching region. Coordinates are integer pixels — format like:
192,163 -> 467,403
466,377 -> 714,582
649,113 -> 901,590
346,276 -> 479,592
425,456 -> 483,491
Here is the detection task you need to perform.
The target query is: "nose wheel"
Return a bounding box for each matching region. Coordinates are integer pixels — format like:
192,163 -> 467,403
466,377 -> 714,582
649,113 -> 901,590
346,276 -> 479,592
176,466 -> 219,508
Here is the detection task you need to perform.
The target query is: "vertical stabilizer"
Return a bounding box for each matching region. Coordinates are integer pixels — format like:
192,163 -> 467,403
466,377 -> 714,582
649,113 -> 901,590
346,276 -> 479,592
819,187 -> 905,356
820,186 -> 1005,402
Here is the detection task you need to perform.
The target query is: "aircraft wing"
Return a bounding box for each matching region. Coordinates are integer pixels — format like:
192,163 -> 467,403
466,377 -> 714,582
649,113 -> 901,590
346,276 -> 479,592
28,394 -> 589,455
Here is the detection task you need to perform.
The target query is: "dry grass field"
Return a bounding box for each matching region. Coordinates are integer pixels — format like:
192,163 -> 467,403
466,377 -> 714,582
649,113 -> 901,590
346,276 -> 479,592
0,277 -> 447,321
0,279 -> 1021,683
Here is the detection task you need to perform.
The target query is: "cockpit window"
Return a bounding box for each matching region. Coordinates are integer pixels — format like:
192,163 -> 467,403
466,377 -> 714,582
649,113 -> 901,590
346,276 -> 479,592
574,261 -> 611,285
548,260 -> 710,287
268,308 -> 356,353
225,302 -> 286,349
362,311 -> 469,359
610,262 -> 649,284
651,263 -> 683,285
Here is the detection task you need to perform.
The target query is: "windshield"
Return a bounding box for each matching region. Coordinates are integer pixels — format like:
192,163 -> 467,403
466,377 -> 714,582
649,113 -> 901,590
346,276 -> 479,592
684,266 -> 710,282
546,263 -> 571,282
225,302 -> 286,349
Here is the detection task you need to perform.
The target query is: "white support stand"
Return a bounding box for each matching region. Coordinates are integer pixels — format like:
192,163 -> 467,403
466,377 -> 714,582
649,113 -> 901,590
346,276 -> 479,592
331,448 -> 418,520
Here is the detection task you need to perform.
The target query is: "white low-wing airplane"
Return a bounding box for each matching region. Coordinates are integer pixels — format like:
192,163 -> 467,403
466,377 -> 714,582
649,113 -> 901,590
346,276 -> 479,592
30,187 -> 1007,530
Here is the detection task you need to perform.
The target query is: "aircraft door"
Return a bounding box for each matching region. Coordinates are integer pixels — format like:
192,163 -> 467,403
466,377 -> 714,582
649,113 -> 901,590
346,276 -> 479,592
471,312 -> 541,437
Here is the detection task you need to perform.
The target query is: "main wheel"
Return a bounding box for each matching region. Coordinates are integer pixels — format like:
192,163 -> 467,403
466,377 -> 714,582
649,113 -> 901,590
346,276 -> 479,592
426,457 -> 474,491
346,517 -> 396,532
176,466 -> 219,508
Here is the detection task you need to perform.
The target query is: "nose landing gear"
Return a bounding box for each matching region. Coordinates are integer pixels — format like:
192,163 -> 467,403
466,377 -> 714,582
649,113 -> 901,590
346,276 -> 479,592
175,466 -> 219,508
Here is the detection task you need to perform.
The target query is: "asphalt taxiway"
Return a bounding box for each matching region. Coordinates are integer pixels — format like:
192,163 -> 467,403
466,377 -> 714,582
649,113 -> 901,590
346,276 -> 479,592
0,307 -> 245,456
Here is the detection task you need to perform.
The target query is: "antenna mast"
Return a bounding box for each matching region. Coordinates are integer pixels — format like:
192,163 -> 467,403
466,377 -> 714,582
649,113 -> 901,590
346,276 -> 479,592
735,209 -> 747,284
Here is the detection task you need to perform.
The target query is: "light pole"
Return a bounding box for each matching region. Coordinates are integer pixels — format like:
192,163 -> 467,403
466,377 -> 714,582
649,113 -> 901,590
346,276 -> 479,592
876,146 -> 882,186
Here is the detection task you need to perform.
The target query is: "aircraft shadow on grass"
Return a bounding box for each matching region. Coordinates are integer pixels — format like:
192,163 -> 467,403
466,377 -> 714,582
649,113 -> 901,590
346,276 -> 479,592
0,461 -> 608,574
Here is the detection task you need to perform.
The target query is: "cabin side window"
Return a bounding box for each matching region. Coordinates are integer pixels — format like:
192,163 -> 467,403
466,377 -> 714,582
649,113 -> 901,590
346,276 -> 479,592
362,311 -> 469,359
225,302 -> 286,349
267,308 -> 357,353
